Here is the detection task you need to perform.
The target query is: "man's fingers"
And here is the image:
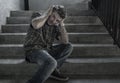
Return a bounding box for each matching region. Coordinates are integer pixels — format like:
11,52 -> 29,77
47,5 -> 54,15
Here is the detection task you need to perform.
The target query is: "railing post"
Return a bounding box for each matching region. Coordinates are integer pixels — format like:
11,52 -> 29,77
116,0 -> 120,45
24,0 -> 29,10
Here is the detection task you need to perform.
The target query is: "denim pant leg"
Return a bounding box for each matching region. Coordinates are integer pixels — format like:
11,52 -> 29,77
48,43 -> 73,69
26,49 -> 57,83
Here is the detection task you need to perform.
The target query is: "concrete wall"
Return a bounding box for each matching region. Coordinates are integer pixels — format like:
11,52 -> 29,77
29,0 -> 91,11
0,0 -> 24,31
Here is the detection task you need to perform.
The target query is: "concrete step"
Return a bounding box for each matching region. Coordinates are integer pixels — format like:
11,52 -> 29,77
65,3 -> 89,10
6,16 -> 103,25
0,33 -> 113,44
0,79 -> 120,83
10,11 -> 34,17
0,58 -> 120,78
10,2 -> 90,17
10,10 -> 96,17
2,24 -> 107,33
0,44 -> 119,59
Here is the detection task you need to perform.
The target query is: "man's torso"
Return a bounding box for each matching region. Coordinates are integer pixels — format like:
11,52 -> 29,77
24,22 -> 60,53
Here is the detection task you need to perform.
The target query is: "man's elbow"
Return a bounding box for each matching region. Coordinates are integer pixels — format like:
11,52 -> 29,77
60,39 -> 69,44
31,21 -> 43,29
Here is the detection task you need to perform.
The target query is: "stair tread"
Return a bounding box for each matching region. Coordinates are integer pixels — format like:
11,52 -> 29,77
0,79 -> 120,83
3,23 -> 104,26
0,32 -> 109,35
4,23 -> 103,25
8,16 -> 99,17
0,58 -> 120,64
0,44 -> 116,47
3,24 -> 106,27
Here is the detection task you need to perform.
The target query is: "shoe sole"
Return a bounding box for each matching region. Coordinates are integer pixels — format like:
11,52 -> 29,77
50,75 -> 69,81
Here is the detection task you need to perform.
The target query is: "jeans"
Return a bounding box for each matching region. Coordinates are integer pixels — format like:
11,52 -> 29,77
25,43 -> 73,83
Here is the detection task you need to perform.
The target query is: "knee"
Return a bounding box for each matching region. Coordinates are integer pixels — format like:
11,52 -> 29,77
44,57 -> 57,68
64,42 -> 73,51
36,50 -> 57,68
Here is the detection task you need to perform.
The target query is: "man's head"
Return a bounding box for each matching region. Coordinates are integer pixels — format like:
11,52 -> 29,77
47,5 -> 67,26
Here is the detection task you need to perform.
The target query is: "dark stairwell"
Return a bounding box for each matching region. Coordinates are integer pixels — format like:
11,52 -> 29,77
0,0 -> 120,83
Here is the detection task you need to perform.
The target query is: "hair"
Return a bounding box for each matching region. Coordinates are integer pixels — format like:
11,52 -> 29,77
53,5 -> 67,19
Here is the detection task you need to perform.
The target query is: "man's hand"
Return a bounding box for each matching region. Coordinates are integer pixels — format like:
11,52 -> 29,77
31,6 -> 54,29
44,6 -> 54,18
60,19 -> 65,27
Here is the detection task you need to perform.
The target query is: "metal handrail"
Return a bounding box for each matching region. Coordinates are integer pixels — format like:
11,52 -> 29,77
91,0 -> 120,47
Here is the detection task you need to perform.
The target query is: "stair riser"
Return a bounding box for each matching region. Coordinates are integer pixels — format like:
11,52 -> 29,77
0,62 -> 120,78
2,25 -> 107,33
10,11 -> 33,17
6,17 -> 103,25
0,46 -> 119,59
67,10 -> 96,16
0,34 -> 113,44
72,46 -> 120,58
10,10 -> 95,17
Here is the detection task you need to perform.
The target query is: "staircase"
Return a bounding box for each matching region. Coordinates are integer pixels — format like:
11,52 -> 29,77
0,1 -> 120,83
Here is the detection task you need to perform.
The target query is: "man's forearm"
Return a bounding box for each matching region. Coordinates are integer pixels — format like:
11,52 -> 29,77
59,25 -> 69,44
32,6 -> 53,29
31,14 -> 49,29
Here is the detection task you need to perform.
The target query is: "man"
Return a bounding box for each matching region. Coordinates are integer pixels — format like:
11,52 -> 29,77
24,5 -> 73,83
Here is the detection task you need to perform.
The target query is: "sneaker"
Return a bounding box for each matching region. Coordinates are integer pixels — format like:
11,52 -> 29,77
50,69 -> 69,81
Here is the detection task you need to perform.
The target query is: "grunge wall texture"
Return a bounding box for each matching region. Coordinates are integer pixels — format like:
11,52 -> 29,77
0,0 -> 24,31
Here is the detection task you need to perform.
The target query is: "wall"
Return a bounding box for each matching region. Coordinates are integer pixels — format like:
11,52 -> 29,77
0,0 -> 24,31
